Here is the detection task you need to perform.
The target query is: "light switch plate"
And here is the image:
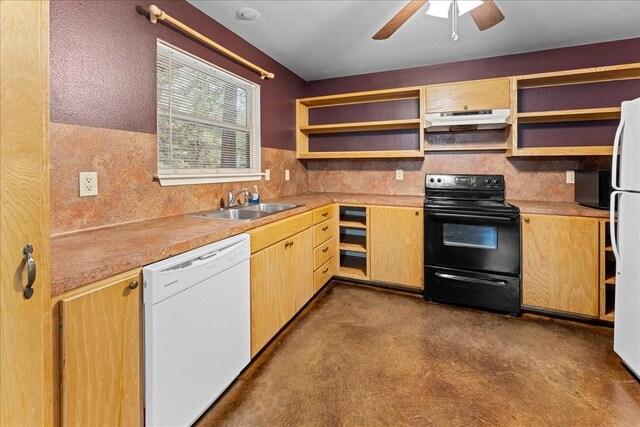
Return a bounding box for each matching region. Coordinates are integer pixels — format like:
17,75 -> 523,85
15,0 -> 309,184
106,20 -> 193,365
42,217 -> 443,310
265,169 -> 270,181
566,170 -> 575,184
79,172 -> 98,196
285,169 -> 290,181
396,169 -> 404,180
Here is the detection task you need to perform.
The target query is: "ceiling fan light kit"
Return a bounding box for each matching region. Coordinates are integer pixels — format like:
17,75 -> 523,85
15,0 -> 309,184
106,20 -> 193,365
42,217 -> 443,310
373,0 -> 505,41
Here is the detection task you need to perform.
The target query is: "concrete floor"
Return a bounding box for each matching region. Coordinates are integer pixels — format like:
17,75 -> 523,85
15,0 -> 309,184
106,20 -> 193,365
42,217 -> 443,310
197,281 -> 640,426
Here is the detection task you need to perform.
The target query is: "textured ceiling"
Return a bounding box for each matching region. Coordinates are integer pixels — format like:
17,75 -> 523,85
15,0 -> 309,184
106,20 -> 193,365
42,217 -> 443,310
188,0 -> 640,80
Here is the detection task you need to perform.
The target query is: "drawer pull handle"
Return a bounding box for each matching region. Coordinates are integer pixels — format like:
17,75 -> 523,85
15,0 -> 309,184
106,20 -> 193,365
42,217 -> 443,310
322,267 -> 329,274
129,280 -> 139,290
322,212 -> 328,217
22,244 -> 36,299
322,247 -> 329,253
322,226 -> 328,231
524,218 -> 530,223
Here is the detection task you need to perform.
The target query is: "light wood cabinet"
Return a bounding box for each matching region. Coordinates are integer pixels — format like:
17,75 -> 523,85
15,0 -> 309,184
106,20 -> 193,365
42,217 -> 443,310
60,272 -> 142,426
426,78 -> 510,113
250,228 -> 313,356
522,214 -> 599,316
0,2 -> 51,425
369,206 -> 424,289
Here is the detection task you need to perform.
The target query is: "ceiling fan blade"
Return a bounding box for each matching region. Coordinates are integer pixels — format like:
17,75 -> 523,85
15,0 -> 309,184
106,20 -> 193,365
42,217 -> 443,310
469,0 -> 505,31
373,0 -> 429,40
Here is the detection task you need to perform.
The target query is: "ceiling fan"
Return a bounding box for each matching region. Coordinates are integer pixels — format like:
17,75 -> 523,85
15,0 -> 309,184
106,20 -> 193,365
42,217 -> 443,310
373,0 -> 505,41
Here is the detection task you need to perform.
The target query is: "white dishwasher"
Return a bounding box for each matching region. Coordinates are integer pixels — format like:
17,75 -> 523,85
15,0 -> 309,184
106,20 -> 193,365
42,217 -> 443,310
143,234 -> 250,427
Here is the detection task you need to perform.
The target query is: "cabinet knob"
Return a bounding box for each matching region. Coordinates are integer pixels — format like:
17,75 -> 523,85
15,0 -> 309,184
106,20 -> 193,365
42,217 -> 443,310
322,226 -> 328,231
285,241 -> 290,249
289,240 -> 294,247
322,212 -> 328,217
129,280 -> 139,290
322,267 -> 329,274
322,247 -> 329,253
415,211 -> 419,216
524,217 -> 530,223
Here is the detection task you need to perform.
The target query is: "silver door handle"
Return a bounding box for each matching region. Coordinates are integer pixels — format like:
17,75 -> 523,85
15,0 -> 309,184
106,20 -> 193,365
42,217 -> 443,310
435,272 -> 507,287
23,244 -> 36,299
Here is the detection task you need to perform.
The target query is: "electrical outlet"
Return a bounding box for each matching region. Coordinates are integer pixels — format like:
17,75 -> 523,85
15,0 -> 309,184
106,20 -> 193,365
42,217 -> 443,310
566,170 -> 575,184
265,169 -> 270,181
396,169 -> 404,180
79,172 -> 98,196
285,170 -> 290,181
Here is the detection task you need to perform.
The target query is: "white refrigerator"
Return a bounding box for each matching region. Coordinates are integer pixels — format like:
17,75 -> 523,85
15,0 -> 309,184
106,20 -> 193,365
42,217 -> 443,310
611,97 -> 640,379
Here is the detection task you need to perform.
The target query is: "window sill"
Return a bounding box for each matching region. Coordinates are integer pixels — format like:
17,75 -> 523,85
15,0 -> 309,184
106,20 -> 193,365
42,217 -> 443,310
156,173 -> 264,187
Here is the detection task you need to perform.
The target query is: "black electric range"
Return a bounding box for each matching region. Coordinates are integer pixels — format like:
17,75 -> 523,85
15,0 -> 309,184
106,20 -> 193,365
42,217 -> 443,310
423,174 -> 522,315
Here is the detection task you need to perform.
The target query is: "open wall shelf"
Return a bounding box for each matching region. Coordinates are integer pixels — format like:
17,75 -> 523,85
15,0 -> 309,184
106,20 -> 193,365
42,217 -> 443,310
296,87 -> 425,159
508,63 -> 640,157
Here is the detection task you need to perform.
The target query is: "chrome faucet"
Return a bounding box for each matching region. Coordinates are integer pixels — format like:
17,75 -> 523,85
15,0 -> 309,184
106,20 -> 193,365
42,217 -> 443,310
227,188 -> 249,208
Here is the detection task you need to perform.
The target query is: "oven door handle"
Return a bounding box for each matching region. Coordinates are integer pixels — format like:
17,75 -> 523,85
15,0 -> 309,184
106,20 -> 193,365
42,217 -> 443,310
427,212 -> 518,222
435,272 -> 508,287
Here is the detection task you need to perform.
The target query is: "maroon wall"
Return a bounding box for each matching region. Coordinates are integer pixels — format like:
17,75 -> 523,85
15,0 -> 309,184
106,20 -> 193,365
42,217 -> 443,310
50,0 -> 306,150
306,38 -> 640,95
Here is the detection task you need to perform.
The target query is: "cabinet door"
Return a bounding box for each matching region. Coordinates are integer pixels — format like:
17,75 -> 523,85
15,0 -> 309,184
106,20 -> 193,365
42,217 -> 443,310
251,228 -> 314,356
0,2 -> 50,425
288,228 -> 314,313
60,274 -> 142,426
426,78 -> 510,112
522,214 -> 599,316
370,207 -> 424,289
251,242 -> 287,356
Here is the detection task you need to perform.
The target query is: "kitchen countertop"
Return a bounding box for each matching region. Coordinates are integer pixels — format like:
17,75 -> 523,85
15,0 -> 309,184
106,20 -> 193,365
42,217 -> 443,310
50,192 -> 423,296
508,200 -> 610,218
51,193 -> 607,297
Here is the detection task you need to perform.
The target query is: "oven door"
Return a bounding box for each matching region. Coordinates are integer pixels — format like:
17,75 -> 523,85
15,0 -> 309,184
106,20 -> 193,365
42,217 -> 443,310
425,209 -> 521,276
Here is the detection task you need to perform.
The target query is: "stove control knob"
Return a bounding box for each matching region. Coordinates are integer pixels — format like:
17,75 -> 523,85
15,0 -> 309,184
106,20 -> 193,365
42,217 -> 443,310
437,178 -> 442,183
485,178 -> 491,184
493,178 -> 501,185
430,178 -> 435,183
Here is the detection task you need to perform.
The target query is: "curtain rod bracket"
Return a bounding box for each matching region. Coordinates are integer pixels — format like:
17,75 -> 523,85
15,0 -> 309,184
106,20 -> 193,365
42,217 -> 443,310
147,4 -> 275,80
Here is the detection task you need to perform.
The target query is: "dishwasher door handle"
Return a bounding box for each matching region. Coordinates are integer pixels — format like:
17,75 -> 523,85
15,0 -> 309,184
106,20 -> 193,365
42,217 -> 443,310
435,272 -> 507,287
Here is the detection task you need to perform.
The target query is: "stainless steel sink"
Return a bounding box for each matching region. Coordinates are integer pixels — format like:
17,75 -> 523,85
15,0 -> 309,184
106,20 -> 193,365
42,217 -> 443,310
243,203 -> 300,213
190,203 -> 302,221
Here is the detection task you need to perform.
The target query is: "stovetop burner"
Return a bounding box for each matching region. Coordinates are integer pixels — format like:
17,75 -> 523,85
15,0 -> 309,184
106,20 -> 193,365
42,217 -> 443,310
424,174 -> 518,214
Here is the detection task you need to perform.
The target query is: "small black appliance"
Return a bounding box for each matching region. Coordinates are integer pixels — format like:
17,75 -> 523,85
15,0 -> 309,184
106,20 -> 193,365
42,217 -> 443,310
575,170 -> 612,210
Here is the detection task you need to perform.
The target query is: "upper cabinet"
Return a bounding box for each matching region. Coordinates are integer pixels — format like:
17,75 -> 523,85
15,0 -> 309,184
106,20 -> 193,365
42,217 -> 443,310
296,87 -> 425,159
425,78 -> 510,113
508,63 -> 640,157
295,62 -> 640,159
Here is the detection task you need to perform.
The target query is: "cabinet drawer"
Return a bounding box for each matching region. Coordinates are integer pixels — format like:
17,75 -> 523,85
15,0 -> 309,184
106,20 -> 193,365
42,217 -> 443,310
426,78 -> 510,112
314,237 -> 334,269
313,205 -> 333,224
314,257 -> 335,293
248,211 -> 313,253
314,218 -> 335,247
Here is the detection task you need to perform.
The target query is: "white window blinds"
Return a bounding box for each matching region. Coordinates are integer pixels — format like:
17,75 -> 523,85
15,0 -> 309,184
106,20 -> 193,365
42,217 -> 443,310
156,41 -> 261,186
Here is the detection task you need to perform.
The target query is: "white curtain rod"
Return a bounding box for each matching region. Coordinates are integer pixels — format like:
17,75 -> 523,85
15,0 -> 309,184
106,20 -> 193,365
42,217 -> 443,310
148,4 -> 275,80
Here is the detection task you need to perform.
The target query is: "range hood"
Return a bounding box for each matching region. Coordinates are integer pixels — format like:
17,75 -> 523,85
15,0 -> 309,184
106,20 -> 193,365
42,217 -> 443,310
425,109 -> 511,132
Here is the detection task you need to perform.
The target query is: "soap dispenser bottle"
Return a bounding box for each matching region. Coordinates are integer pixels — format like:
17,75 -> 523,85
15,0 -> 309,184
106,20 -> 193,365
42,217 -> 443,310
250,185 -> 260,204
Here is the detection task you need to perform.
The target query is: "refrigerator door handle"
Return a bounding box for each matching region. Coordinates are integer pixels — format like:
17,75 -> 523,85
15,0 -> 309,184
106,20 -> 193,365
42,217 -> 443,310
611,111 -> 625,191
610,191 -> 622,267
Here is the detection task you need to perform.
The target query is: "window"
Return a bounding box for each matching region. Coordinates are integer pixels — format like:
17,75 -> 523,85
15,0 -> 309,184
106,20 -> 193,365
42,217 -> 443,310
156,41 -> 261,186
